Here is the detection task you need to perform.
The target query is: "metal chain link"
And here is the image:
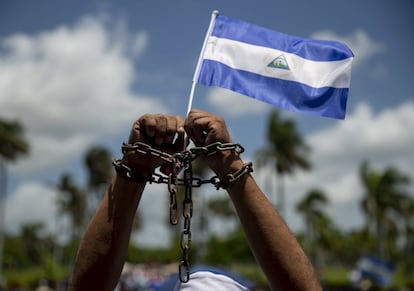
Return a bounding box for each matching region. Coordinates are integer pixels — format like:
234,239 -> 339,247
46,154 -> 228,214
178,157 -> 193,283
168,172 -> 179,226
116,141 -> 251,283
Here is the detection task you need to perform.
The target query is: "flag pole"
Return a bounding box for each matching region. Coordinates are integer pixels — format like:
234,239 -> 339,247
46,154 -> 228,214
185,10 -> 219,116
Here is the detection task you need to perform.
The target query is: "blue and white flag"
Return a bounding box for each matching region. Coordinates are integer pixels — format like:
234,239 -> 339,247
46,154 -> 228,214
351,256 -> 395,287
195,11 -> 354,119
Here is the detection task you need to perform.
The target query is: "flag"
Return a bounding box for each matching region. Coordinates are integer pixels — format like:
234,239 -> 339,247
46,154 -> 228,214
196,12 -> 354,119
351,256 -> 395,287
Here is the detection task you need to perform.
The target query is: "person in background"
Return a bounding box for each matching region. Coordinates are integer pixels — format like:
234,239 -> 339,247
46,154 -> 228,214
68,109 -> 322,291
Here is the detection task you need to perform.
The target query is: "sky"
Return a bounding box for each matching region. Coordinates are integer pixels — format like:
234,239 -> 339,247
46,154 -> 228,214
0,0 -> 413,248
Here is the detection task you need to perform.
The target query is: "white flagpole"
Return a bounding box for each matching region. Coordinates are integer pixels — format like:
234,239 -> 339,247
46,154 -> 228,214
185,10 -> 219,116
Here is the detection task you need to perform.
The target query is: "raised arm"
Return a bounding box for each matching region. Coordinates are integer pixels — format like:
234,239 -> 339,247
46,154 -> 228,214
68,114 -> 184,291
185,109 -> 322,291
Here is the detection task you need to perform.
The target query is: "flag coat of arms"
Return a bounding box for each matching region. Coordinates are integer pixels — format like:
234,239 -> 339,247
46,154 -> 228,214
195,12 -> 354,119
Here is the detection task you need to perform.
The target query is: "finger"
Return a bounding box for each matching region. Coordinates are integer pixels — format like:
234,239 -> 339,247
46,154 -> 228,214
186,110 -> 231,146
140,114 -> 157,138
163,115 -> 181,145
189,115 -> 211,146
128,114 -> 153,144
174,125 -> 185,150
153,115 -> 167,145
172,116 -> 185,148
185,110 -> 204,146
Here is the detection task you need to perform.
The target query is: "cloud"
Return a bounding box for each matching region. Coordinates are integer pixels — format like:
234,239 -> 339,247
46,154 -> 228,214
206,87 -> 269,117
0,15 -> 166,177
310,29 -> 386,70
4,182 -> 59,234
308,101 -> 414,167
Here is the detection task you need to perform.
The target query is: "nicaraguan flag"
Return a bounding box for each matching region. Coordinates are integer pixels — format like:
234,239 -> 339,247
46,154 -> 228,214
352,256 -> 395,287
196,13 -> 354,119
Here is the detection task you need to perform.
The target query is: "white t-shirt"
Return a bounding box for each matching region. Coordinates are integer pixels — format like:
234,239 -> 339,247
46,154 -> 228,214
174,271 -> 250,291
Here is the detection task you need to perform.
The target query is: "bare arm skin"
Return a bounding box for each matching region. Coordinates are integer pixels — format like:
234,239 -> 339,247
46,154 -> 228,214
68,114 -> 184,291
185,109 -> 322,291
68,176 -> 144,291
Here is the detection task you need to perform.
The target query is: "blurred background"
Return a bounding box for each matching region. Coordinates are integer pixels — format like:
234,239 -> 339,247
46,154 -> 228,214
0,0 -> 413,290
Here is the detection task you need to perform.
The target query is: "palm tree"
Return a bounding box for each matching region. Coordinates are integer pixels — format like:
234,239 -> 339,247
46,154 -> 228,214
359,161 -> 410,260
84,146 -> 113,215
19,223 -> 45,266
296,189 -> 328,266
400,197 -> 414,285
256,110 -> 311,217
0,119 -> 30,160
0,118 -> 29,281
56,174 -> 87,241
84,146 -> 113,195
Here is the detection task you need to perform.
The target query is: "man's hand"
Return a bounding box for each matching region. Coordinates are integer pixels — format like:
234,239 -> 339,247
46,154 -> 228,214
185,109 -> 242,176
184,109 -> 231,146
122,113 -> 185,176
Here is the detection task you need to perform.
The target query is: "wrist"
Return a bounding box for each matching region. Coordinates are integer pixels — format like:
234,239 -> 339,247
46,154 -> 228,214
208,151 -> 245,180
112,156 -> 153,183
215,162 -> 253,190
120,153 -> 154,177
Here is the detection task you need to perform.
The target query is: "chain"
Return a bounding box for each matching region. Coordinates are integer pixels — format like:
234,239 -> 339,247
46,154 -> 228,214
168,170 -> 179,226
214,162 -> 253,190
178,157 -> 193,283
116,141 -> 252,283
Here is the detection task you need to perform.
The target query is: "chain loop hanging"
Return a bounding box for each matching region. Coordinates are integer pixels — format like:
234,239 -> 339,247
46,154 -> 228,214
115,141 -> 253,283
178,157 -> 194,282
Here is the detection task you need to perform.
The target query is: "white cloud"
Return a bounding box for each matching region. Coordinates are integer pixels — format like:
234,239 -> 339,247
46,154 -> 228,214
310,29 -> 386,70
308,101 -> 414,165
206,87 -> 269,117
4,182 -> 59,234
0,15 -> 166,177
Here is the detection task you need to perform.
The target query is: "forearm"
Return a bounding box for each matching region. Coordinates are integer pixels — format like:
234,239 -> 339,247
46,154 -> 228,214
214,154 -> 321,290
68,174 -> 145,291
229,176 -> 320,290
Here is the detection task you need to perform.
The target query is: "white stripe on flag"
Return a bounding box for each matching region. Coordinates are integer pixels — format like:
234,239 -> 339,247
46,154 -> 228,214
204,36 -> 353,89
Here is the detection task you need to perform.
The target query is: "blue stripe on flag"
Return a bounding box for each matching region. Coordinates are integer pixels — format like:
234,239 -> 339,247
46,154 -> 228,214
212,15 -> 354,62
199,59 -> 348,119
356,256 -> 395,287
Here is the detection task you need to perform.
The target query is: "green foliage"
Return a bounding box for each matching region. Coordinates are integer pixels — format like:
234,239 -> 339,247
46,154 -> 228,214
3,224 -> 53,269
360,161 -> 412,261
4,264 -> 69,289
127,244 -> 181,264
84,146 -> 113,189
262,109 -> 311,174
0,118 -> 29,161
203,228 -> 255,266
232,264 -> 268,287
321,267 -> 352,287
207,196 -> 235,218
